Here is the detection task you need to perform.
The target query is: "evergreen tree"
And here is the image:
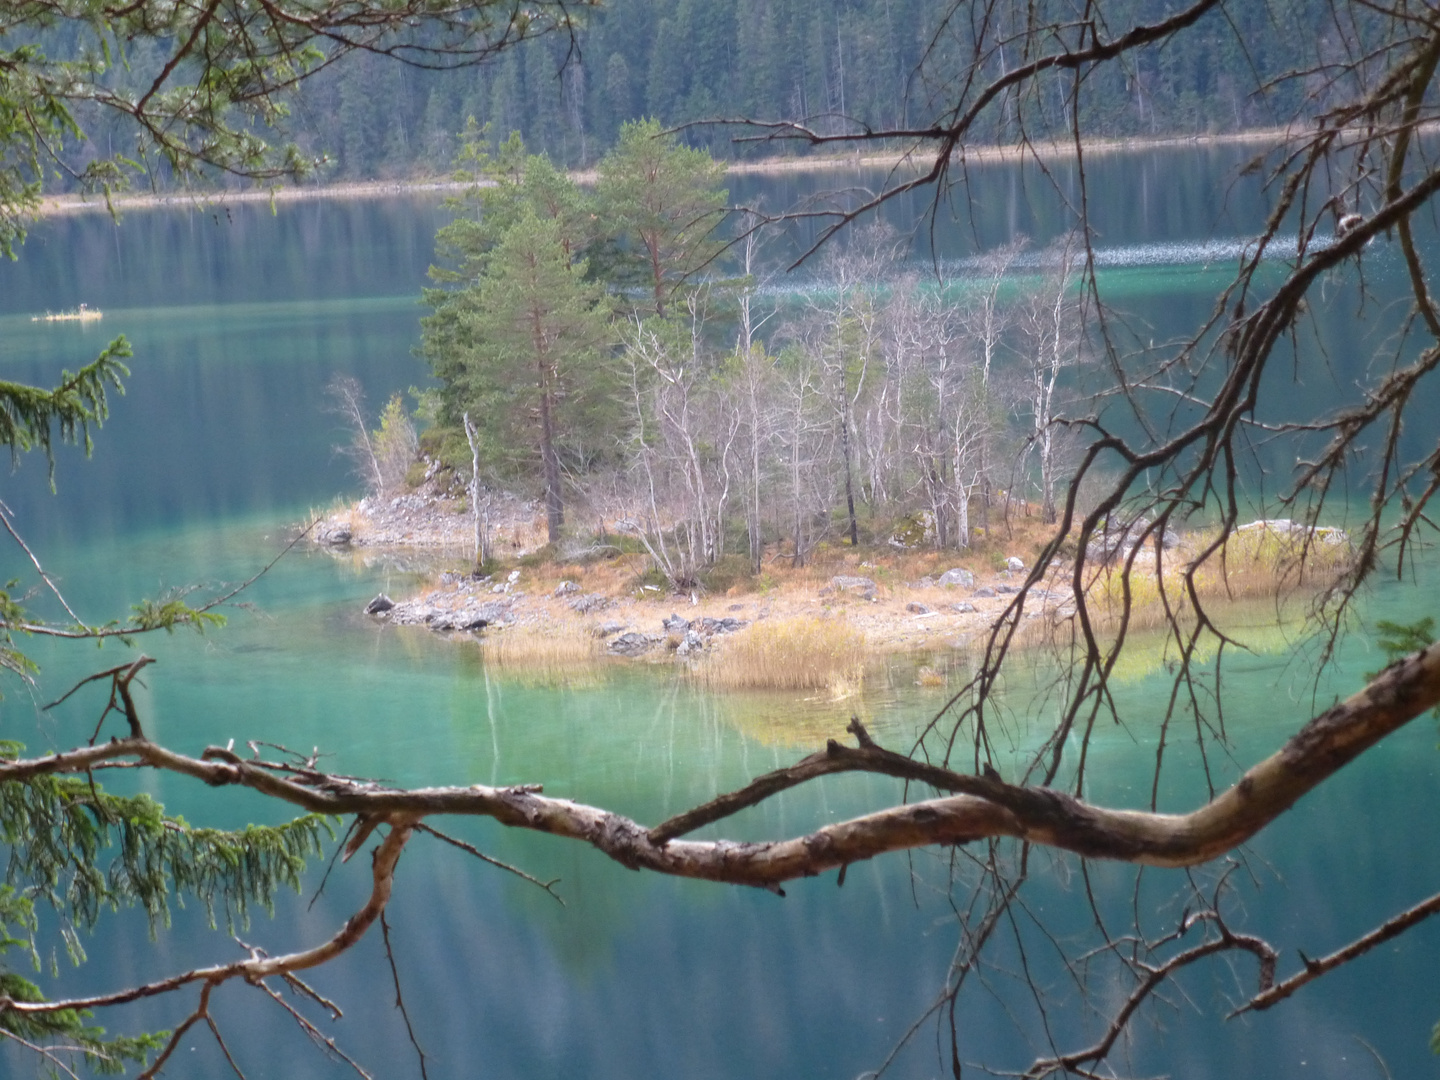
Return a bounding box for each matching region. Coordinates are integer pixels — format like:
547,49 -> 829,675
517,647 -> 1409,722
426,211 -> 610,543
594,119 -> 729,318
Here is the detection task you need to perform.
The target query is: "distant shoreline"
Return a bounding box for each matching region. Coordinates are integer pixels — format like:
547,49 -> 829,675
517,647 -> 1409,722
33,126 -> 1306,218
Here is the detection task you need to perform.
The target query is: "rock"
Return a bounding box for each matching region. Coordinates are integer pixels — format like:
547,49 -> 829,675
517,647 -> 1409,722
554,580 -> 580,596
1088,516 -> 1157,563
692,616 -> 748,637
906,602 -> 931,614
888,510 -> 936,549
1006,556 -> 1025,571
608,632 -> 657,657
938,568 -> 975,589
915,576 -> 936,588
675,630 -> 705,657
365,594 -> 395,615
1238,519 -> 1350,546
570,594 -> 612,614
321,526 -> 353,546
507,569 -> 521,583
662,613 -> 691,632
951,602 -> 977,614
995,584 -> 1021,595
594,621 -> 626,638
831,575 -> 877,599
1161,529 -> 1181,550
973,587 -> 997,598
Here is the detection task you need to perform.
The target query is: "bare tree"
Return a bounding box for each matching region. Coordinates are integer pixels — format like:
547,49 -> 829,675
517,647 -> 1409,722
1016,237 -> 1084,525
725,342 -> 783,574
775,344 -> 835,568
956,239 -> 1026,533
620,301 -> 739,586
802,222 -> 901,545
325,375 -> 385,499
462,412 -> 493,567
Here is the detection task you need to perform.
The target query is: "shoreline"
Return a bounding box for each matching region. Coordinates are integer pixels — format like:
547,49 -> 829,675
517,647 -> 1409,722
311,488 -> 1345,676
34,126 -> 1310,218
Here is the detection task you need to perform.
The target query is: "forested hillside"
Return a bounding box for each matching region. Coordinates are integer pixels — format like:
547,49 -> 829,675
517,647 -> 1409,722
291,0 -> 1326,176
38,0 -> 1330,186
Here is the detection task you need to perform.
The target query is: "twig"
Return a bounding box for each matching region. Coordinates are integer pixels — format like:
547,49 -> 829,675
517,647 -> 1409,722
380,910 -> 430,1079
255,979 -> 374,1080
415,822 -> 564,904
8,519 -> 320,642
281,972 -> 344,1020
0,1026 -> 84,1080
0,497 -> 83,624
137,981 -> 216,1080
206,1014 -> 248,1079
1233,885 -> 1440,1015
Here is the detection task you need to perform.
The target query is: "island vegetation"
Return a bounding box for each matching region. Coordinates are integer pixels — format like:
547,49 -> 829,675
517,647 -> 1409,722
4,1 -> 1440,1079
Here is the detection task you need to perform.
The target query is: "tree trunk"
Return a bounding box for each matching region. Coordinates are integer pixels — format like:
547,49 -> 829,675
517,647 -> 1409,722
537,381 -> 563,544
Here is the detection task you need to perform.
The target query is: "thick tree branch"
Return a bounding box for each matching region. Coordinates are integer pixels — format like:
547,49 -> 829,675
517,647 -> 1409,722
4,645 -> 1438,893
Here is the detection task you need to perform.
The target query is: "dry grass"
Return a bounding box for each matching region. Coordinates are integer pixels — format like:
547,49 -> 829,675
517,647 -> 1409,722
694,616 -> 867,692
1079,523 -> 1352,638
477,625 -> 605,686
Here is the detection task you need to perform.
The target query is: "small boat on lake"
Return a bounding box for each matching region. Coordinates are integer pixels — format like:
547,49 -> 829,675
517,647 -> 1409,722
31,303 -> 103,323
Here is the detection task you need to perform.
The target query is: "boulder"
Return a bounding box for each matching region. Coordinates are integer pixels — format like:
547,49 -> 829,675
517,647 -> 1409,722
594,621 -> 626,638
608,632 -> 658,657
973,586 -> 997,598
554,580 -> 581,596
831,575 -> 877,600
365,594 -> 395,615
662,613 -> 691,633
906,602 -> 932,615
938,567 -> 975,589
570,594 -> 612,614
888,510 -> 936,549
951,602 -> 977,614
1006,556 -> 1025,571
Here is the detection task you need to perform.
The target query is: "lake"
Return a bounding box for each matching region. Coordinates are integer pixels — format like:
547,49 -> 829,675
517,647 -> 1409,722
2,146 -> 1438,1078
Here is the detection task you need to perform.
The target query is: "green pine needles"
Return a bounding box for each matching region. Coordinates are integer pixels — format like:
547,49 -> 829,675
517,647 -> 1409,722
0,751 -> 333,936
0,742 -> 332,1073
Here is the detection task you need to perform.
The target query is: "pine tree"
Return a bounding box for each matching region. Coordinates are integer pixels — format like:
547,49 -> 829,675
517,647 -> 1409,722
429,212 -> 610,542
594,119 -> 728,318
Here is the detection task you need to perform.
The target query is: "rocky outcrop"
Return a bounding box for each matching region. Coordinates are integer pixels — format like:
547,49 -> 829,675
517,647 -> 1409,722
367,594 -> 517,631
609,632 -> 660,656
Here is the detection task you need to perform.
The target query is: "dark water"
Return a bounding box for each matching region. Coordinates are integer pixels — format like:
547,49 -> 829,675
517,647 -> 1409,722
1,154 -> 1438,1078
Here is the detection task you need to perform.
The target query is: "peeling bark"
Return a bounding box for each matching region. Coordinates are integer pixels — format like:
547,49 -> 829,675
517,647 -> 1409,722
6,644 -> 1439,891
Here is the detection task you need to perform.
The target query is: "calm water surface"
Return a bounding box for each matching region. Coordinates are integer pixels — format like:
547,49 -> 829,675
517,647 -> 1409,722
1,152 -> 1438,1078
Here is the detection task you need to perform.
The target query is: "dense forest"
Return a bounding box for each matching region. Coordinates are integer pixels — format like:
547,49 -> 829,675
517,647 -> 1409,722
41,0 -> 1334,185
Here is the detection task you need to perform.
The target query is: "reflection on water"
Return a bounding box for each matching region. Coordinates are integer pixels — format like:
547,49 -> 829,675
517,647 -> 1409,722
2,150 -> 1439,1078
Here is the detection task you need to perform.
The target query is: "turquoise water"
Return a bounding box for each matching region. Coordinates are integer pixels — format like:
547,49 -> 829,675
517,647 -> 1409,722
2,160 -> 1439,1077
